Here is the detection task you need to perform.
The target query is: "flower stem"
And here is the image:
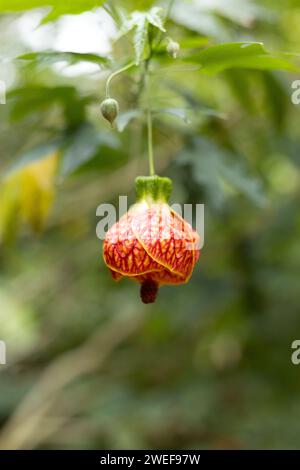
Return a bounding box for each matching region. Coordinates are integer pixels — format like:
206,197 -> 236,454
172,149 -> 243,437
145,29 -> 156,177
105,62 -> 135,98
165,0 -> 176,21
153,0 -> 176,51
147,108 -> 155,176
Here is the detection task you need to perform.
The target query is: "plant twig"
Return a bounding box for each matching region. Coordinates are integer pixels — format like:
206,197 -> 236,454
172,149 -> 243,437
147,107 -> 155,176
106,62 -> 136,98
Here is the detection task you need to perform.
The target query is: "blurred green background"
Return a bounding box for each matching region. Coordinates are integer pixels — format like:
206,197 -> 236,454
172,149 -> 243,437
0,0 -> 300,450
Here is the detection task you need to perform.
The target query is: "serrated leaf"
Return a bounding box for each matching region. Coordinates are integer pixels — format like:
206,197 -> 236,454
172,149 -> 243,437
133,13 -> 148,64
146,6 -> 165,32
185,42 -> 299,74
117,7 -> 166,64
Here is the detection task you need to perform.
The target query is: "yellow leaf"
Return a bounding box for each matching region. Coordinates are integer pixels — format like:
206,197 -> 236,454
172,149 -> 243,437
19,152 -> 58,233
0,151 -> 58,241
0,172 -> 21,243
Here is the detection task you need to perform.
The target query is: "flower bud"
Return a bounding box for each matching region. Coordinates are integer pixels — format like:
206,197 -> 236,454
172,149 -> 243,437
167,39 -> 180,59
100,98 -> 119,125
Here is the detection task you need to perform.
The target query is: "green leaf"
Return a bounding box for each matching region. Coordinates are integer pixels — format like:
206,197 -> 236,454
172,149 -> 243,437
153,107 -> 189,123
117,7 -> 165,64
0,0 -> 103,23
116,110 -> 142,132
223,69 -> 257,113
6,140 -> 62,176
146,6 -> 165,32
18,51 -> 108,67
171,2 -> 230,41
60,124 -> 120,176
179,37 -> 209,49
171,1 -> 270,40
224,69 -> 290,128
176,138 -> 266,208
259,72 -> 290,130
8,85 -> 90,127
198,0 -> 269,27
185,42 -> 299,74
133,13 -> 148,64
42,0 -> 101,23
164,82 -> 227,120
221,163 -> 266,206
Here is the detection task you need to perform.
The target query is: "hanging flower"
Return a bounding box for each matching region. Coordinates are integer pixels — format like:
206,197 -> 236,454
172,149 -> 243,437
103,176 -> 200,303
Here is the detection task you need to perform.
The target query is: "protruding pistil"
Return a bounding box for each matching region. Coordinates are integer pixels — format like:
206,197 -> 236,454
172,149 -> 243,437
140,279 -> 159,304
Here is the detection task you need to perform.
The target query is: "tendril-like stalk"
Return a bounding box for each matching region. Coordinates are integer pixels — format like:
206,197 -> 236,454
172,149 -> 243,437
105,62 -> 136,98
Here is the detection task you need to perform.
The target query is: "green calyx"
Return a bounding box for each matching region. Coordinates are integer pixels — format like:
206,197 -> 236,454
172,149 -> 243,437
135,175 -> 173,203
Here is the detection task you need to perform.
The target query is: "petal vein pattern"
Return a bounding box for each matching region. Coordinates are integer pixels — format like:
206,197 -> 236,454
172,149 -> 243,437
103,202 -> 200,288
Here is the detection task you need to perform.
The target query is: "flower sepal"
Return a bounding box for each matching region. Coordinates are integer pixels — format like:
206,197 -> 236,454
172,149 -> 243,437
135,175 -> 172,204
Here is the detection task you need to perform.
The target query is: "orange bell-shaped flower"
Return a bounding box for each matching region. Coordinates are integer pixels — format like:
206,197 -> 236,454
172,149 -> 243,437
103,176 -> 200,303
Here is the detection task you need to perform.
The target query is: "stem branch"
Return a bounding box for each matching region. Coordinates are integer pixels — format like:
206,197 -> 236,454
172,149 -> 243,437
106,62 -> 135,98
147,108 -> 155,176
143,0 -> 175,176
145,31 -> 156,176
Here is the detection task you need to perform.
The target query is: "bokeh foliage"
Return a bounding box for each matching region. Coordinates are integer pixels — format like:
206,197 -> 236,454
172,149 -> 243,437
0,0 -> 300,450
